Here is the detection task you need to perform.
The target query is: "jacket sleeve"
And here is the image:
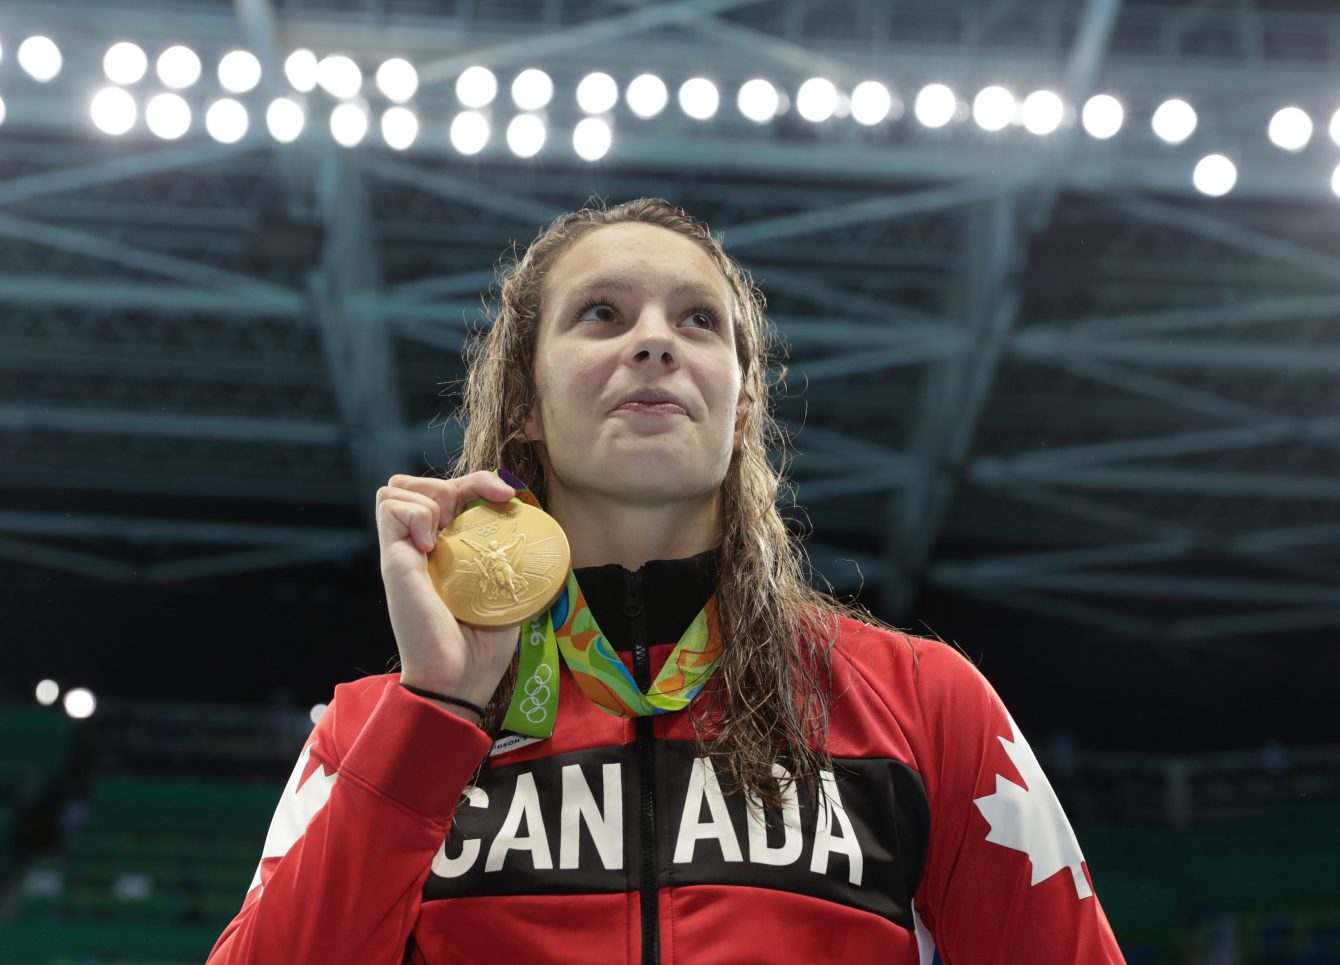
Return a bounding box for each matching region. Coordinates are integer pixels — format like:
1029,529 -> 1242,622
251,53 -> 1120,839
909,641 -> 1126,964
207,679 -> 495,964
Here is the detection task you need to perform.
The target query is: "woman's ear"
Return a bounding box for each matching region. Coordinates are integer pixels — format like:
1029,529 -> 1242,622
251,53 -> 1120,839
520,405 -> 544,445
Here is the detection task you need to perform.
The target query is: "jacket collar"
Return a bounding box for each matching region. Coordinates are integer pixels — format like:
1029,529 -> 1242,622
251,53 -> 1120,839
573,547 -> 719,652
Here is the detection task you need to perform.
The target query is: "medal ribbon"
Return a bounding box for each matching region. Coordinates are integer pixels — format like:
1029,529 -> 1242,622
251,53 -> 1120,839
464,469 -> 724,739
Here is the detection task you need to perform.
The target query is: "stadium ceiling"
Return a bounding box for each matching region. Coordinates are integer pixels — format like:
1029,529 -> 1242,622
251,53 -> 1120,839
3,0 -> 1339,650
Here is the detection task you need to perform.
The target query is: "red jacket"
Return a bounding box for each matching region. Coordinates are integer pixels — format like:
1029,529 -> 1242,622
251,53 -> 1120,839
207,614 -> 1124,964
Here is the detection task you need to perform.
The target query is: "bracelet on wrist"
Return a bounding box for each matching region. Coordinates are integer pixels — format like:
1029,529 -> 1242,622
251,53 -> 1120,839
400,683 -> 486,719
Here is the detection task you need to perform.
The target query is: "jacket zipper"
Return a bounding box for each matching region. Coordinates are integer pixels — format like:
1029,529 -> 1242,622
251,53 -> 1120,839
625,570 -> 659,965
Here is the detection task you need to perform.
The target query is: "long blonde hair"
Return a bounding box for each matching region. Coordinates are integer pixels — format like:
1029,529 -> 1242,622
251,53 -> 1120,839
447,196 -> 910,814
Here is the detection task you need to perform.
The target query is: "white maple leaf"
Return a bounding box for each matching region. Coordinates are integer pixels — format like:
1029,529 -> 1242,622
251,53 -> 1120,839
973,712 -> 1092,900
248,740 -> 338,893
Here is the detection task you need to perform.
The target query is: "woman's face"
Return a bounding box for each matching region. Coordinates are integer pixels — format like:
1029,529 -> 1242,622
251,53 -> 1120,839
523,222 -> 745,506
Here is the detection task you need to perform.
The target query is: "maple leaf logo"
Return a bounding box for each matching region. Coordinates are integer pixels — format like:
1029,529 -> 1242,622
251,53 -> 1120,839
973,712 -> 1092,900
248,740 -> 338,892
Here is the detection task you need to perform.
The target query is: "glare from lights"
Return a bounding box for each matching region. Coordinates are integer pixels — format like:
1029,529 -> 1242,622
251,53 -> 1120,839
449,110 -> 489,154
972,86 -> 1015,132
64,687 -> 96,720
1022,90 -> 1064,135
1192,154 -> 1237,196
1332,108 -> 1340,148
796,77 -> 839,122
914,83 -> 956,128
285,49 -> 318,93
157,45 -> 202,90
317,55 -> 362,100
626,74 -> 668,118
679,78 -> 719,120
1267,106 -> 1312,152
205,98 -> 248,143
18,36 -> 62,82
1152,98 -> 1197,144
1332,163 -> 1340,199
851,81 -> 893,125
104,42 -> 147,85
266,98 -> 305,142
737,79 -> 780,123
576,72 -> 617,114
1082,94 -> 1124,139
456,66 -> 497,108
309,703 -> 327,725
329,101 -> 369,146
512,68 -> 553,111
381,106 -> 418,150
573,116 -> 612,160
90,87 -> 137,135
376,58 -> 418,103
35,679 -> 60,706
218,50 -> 261,94
507,113 -> 547,157
145,93 -> 192,139
0,97 -> 6,128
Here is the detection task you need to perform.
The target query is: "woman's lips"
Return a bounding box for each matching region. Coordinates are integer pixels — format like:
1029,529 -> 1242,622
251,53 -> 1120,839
616,402 -> 688,416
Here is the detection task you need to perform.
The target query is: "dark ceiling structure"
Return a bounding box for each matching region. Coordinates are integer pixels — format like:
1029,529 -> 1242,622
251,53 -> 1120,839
3,0 -> 1338,751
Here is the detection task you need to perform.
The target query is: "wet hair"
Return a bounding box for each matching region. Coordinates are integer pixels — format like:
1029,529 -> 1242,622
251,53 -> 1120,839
447,196 -> 912,815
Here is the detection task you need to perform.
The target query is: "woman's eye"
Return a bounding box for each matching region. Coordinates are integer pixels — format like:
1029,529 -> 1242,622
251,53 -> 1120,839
577,301 -> 619,324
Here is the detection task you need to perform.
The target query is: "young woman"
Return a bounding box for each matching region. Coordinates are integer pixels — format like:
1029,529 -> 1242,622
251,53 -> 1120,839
209,198 -> 1125,963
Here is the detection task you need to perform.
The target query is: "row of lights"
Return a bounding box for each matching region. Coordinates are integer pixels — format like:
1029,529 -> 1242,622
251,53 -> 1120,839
9,33 -> 1340,146
34,678 -> 330,726
6,34 -> 1340,196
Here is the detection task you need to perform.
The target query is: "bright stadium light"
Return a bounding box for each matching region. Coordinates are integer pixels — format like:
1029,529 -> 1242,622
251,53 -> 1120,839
796,77 -> 839,122
679,78 -> 719,120
19,36 -> 62,82
1193,154 -> 1237,196
1267,106 -> 1312,152
914,83 -> 956,128
0,97 -> 6,128
157,45 -> 202,89
317,55 -> 362,100
104,42 -> 148,85
1082,94 -> 1124,139
63,687 -> 96,720
576,72 -> 617,114
449,110 -> 489,154
145,93 -> 192,139
627,74 -> 668,118
381,106 -> 418,149
511,68 -> 553,111
851,81 -> 892,125
456,66 -> 497,108
507,113 -> 546,157
972,86 -> 1015,132
35,679 -> 60,706
266,97 -> 305,142
738,79 -> 780,123
1332,163 -> 1340,199
574,116 -> 612,160
219,50 -> 261,94
90,87 -> 137,135
376,58 -> 418,103
1332,108 -> 1340,147
1022,89 -> 1064,135
329,101 -> 369,146
284,49 -> 318,92
205,98 -> 248,143
1152,98 -> 1197,144
309,704 -> 327,725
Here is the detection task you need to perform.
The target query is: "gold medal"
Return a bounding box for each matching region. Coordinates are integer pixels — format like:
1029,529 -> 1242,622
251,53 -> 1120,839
427,499 -> 571,627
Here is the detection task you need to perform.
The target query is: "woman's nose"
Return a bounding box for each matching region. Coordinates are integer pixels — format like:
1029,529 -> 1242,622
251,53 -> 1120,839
629,308 -> 677,362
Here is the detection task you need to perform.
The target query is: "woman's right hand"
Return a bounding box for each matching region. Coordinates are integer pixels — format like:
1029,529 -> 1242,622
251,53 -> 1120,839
376,470 -> 524,719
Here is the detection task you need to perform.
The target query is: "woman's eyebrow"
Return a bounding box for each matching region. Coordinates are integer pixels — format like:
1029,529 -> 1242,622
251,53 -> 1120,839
569,274 -> 725,305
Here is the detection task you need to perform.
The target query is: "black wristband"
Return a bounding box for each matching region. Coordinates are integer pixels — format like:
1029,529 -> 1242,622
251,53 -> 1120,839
400,683 -> 486,718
